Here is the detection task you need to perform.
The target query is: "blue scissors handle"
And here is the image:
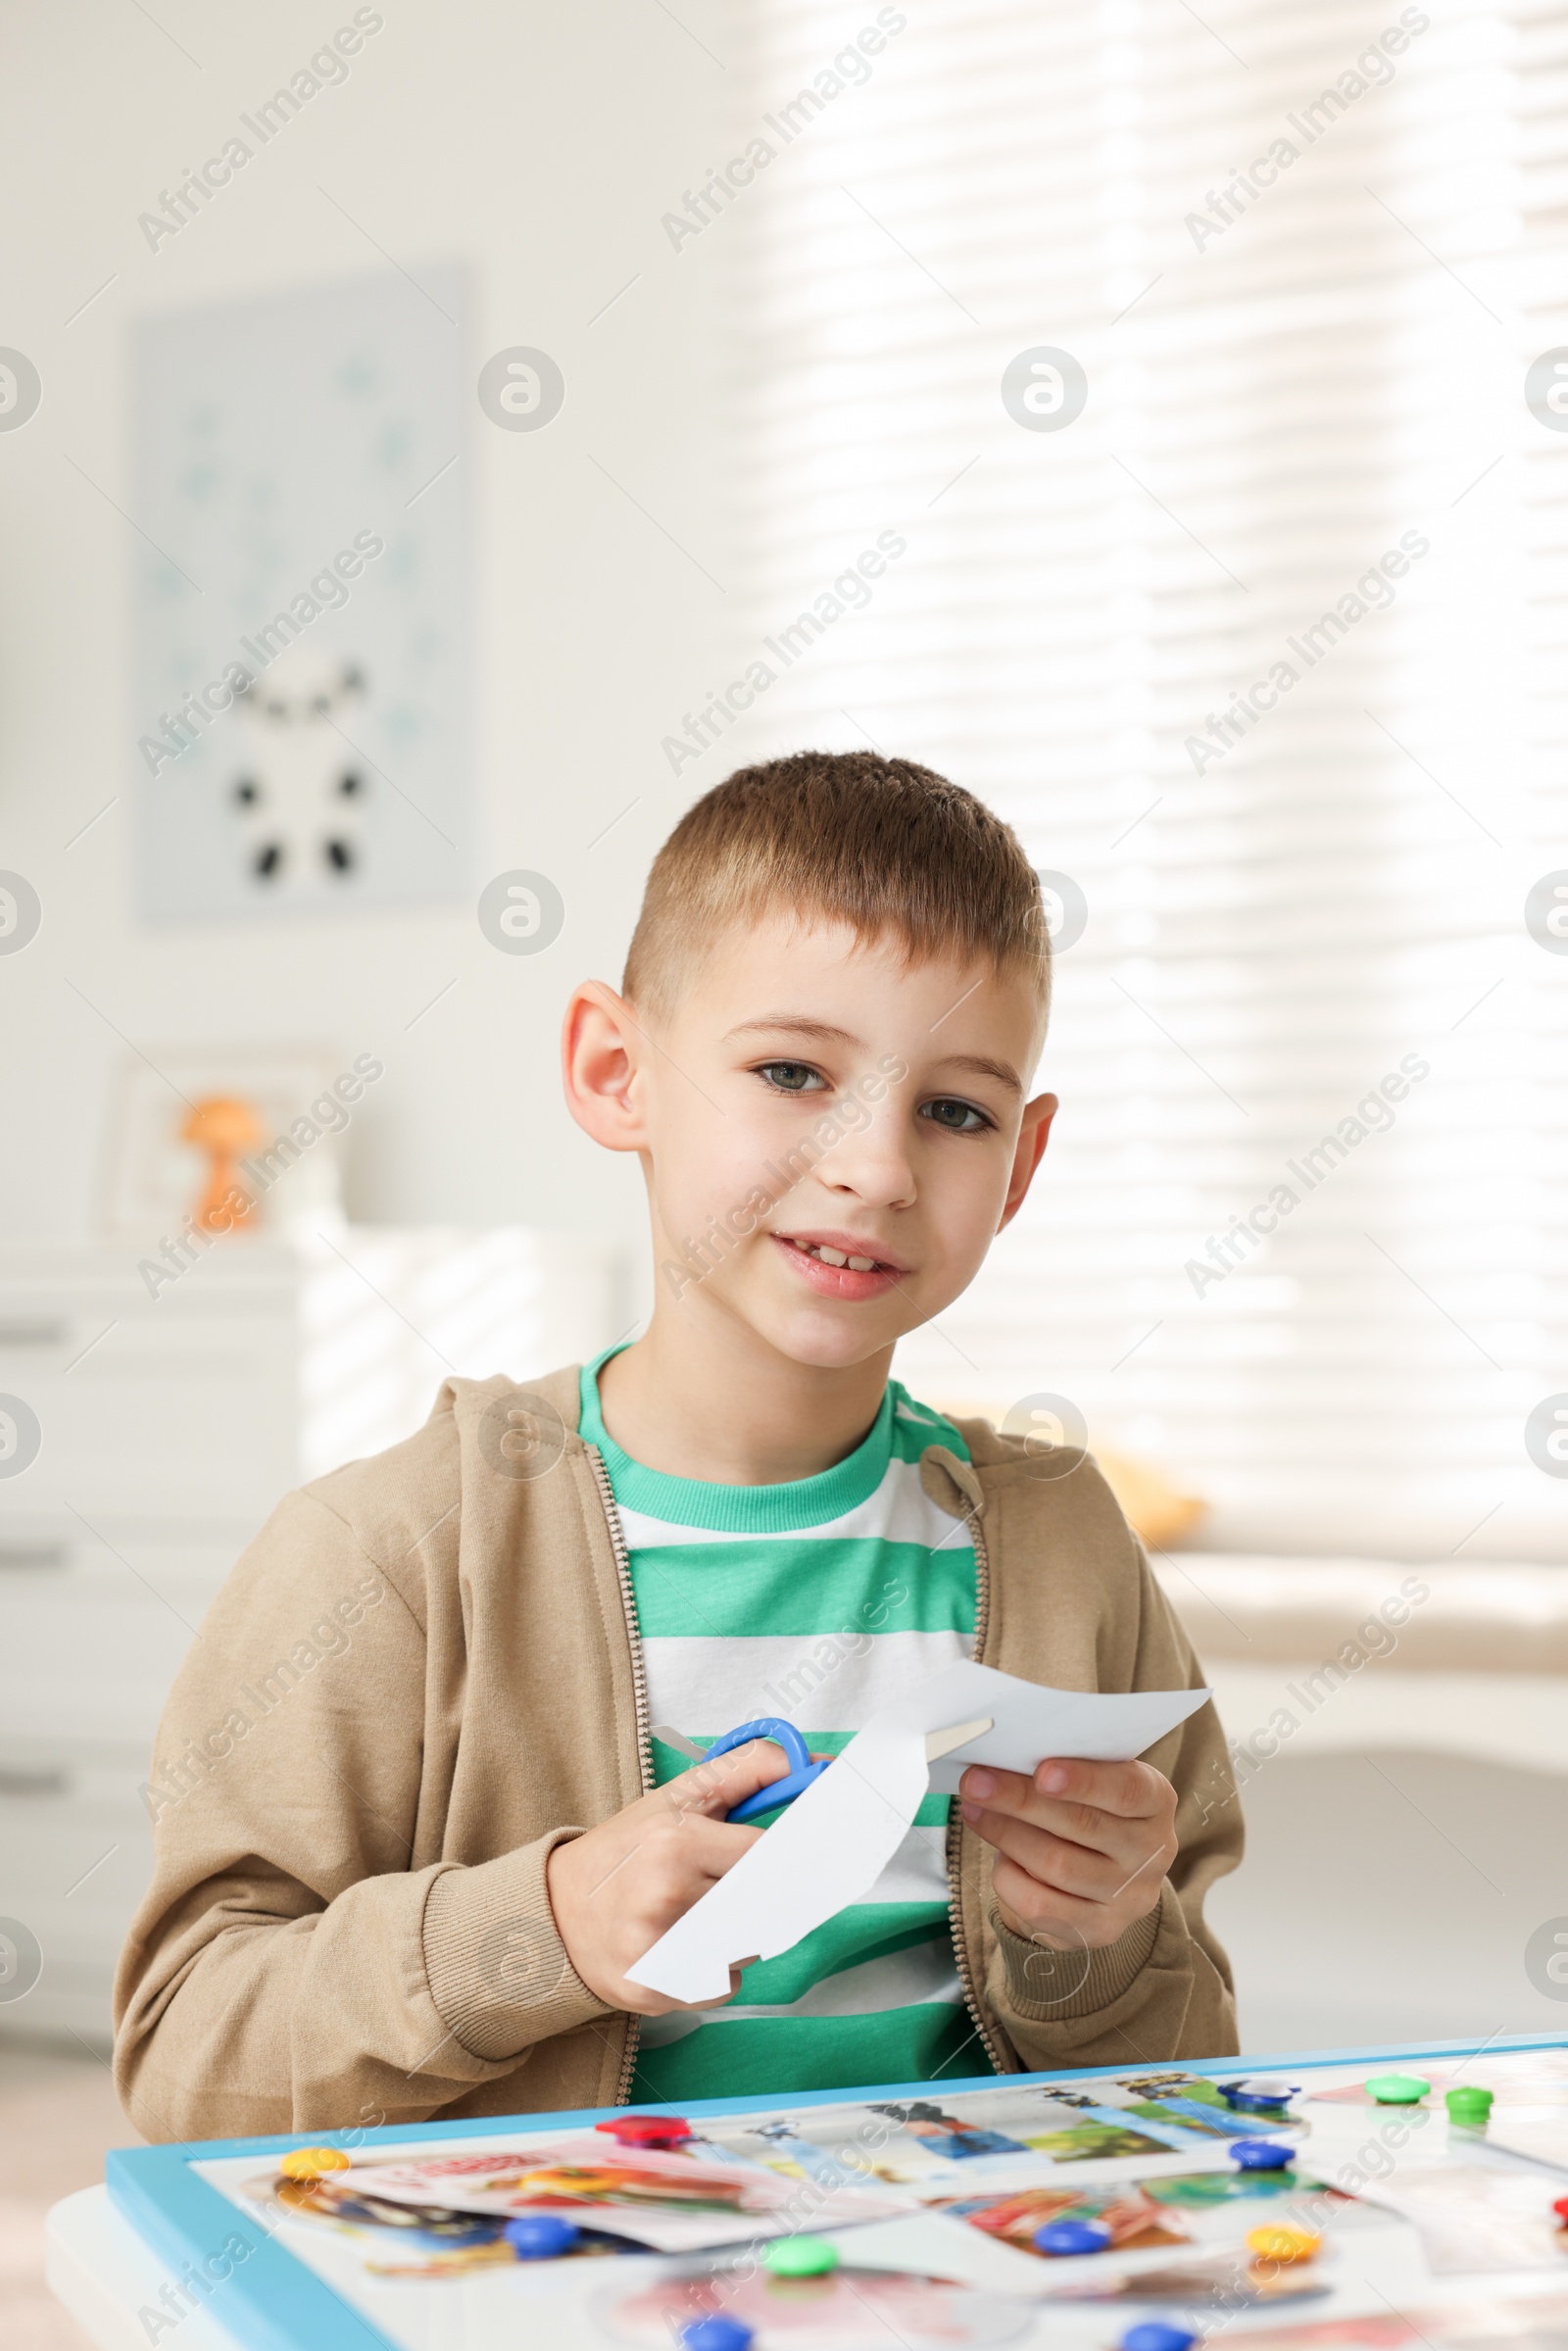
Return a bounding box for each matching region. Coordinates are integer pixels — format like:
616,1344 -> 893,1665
704,1717 -> 833,1825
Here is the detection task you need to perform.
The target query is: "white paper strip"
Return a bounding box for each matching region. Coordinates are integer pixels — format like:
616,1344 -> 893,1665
626,1661 -> 1210,2005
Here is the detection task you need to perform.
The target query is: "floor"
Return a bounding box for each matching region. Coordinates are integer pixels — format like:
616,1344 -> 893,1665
0,2039 -> 137,2351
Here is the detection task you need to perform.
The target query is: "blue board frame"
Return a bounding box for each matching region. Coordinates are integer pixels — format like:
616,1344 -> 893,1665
106,2033 -> 1568,2351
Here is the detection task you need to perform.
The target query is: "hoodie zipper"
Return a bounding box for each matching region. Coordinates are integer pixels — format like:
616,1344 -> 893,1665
945,1489 -> 1011,2075
584,1442 -> 651,2106
588,1434 -> 1006,2089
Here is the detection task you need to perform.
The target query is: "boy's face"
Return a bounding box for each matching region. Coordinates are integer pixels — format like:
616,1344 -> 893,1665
569,914 -> 1055,1374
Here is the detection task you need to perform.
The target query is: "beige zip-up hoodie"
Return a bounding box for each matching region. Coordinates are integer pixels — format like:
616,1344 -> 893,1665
113,1367 -> 1243,2142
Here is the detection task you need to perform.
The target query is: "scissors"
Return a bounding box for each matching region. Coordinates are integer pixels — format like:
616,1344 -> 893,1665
652,1712 -> 995,1826
684,1718 -> 832,1825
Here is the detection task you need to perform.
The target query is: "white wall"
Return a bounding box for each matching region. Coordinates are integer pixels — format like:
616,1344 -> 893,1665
0,0 -> 740,1249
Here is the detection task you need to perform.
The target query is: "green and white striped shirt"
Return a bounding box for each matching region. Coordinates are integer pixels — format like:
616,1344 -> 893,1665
579,1350 -> 992,2103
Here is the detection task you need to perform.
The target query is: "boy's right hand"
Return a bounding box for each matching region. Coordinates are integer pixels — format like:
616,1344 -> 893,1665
545,1737 -> 795,2014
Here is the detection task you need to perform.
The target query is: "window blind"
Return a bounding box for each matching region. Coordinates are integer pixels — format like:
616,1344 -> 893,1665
722,0 -> 1568,1559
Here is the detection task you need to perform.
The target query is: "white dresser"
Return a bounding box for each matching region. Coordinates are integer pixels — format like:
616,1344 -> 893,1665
0,1230 -> 621,2045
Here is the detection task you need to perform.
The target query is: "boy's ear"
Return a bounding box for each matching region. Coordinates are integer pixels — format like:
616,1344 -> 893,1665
562,980 -> 650,1153
998,1092 -> 1057,1232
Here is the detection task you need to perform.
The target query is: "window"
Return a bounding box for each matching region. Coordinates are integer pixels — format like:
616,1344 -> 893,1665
725,0 -> 1568,1558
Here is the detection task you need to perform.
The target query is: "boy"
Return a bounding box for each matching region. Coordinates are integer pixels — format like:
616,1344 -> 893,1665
115,753 -> 1241,2142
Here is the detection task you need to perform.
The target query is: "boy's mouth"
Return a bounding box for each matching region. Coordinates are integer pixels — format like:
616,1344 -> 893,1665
771,1231 -> 907,1300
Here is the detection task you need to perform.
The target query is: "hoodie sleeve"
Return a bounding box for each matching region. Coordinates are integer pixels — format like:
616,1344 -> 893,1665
112,1485 -> 611,2144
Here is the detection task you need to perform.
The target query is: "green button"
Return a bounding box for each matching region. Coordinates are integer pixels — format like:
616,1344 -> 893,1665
1365,2074 -> 1430,2106
763,2236 -> 839,2278
1446,2086 -> 1494,2127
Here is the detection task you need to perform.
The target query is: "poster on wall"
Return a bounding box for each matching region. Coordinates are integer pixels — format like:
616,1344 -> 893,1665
129,267 -> 471,921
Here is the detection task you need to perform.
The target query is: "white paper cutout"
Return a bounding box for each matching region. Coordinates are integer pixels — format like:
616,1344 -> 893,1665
627,1661 -> 1210,2005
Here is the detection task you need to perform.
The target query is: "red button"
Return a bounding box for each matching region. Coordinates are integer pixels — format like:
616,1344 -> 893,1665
595,2114 -> 692,2149
1554,2195 -> 1568,2226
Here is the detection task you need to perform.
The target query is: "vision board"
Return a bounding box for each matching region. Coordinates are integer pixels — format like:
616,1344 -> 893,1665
101,2036 -> 1568,2351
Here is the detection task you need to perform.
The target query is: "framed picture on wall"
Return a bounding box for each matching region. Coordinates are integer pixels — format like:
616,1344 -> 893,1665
99,1047 -> 357,1243
128,267 -> 472,922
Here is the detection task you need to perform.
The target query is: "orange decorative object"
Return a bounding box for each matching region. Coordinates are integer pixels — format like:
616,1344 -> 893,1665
180,1095 -> 264,1234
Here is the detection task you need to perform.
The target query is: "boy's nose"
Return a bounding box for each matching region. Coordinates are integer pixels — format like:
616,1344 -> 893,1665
819,1105 -> 916,1209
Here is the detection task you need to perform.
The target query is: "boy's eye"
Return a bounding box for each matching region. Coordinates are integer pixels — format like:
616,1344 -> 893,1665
756,1061 -> 828,1094
920,1098 -> 992,1135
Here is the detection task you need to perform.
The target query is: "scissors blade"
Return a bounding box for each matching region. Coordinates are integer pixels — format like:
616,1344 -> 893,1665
924,1715 -> 994,1763
651,1724 -> 707,1762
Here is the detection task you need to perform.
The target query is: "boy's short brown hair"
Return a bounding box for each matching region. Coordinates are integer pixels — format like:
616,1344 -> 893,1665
623,751 -> 1051,1022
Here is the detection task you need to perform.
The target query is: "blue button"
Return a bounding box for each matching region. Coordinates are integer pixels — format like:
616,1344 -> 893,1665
1033,2217 -> 1113,2255
504,2214 -> 581,2259
1229,2138 -> 1293,2171
682,2321 -> 755,2351
1121,2326 -> 1199,2351
1219,2079 -> 1298,2114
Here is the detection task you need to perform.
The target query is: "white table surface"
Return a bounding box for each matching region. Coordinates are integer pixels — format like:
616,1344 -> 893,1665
47,2185 -> 247,2351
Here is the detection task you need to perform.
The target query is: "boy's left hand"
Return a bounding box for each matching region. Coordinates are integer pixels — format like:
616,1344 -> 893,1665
959,1757 -> 1179,1950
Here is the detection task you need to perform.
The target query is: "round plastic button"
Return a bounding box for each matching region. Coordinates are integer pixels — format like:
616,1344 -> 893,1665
504,2214 -> 581,2259
682,2321 -> 755,2351
1248,2224 -> 1320,2264
762,2235 -> 840,2278
1364,2074 -> 1429,2106
1219,2078 -> 1298,2114
595,2113 -> 692,2148
1034,2217 -> 1114,2255
278,2146 -> 351,2180
1120,2326 -> 1199,2351
1229,2139 -> 1294,2171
